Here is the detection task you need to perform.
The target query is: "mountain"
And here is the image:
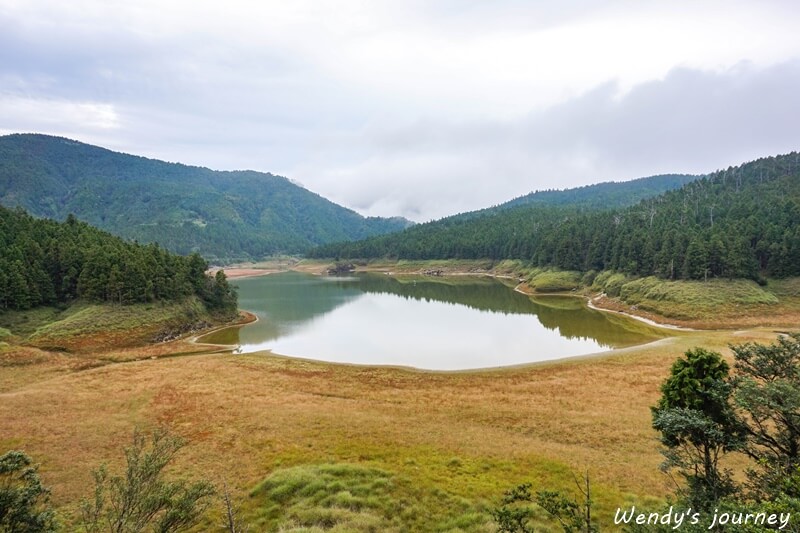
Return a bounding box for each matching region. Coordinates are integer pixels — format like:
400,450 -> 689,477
435,173 -> 698,225
495,174 -> 698,211
310,151 -> 800,281
309,171 -> 701,259
0,134 -> 412,262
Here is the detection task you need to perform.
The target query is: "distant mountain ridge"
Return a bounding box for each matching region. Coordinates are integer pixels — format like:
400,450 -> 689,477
0,134 -> 412,262
310,171 -> 701,259
497,174 -> 698,210
310,151 -> 800,281
442,173 -> 698,223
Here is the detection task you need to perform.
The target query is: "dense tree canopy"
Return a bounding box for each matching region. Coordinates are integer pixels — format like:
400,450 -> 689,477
649,336 -> 800,525
0,206 -> 237,314
469,173 -> 697,215
732,333 -> 800,500
651,348 -> 745,510
312,152 -> 800,281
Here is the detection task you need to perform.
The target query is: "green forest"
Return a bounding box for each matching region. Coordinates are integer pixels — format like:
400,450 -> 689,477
464,173 -> 697,215
0,134 -> 410,262
310,152 -> 800,281
0,205 -> 237,314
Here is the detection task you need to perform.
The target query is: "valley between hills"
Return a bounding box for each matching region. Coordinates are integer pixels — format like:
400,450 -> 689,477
2,136 -> 800,531
3,258 -> 798,530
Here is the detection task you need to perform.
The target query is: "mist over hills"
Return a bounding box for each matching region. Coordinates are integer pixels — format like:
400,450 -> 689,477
6,133 -> 797,283
0,134 -> 411,263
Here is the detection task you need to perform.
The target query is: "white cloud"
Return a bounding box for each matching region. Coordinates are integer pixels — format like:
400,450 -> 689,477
295,61 -> 800,221
0,95 -> 120,132
1,1 -> 799,220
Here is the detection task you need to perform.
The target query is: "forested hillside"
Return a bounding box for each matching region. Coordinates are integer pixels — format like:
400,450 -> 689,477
486,173 -> 697,212
0,205 -> 236,314
310,152 -> 800,280
0,134 -> 411,262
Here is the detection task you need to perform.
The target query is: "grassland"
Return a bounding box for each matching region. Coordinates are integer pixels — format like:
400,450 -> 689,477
1,262 -> 798,530
0,314 -> 786,531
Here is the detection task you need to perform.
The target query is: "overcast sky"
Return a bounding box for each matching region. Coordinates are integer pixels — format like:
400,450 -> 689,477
2,1 -> 800,221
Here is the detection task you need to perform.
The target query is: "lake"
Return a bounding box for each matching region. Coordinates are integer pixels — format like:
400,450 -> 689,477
200,271 -> 668,370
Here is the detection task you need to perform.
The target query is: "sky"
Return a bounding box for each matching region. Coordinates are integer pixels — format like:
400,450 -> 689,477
2,1 -> 800,222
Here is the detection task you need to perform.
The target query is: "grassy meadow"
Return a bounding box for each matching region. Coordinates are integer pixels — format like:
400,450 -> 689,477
1,262 -> 799,530
0,327 -> 784,531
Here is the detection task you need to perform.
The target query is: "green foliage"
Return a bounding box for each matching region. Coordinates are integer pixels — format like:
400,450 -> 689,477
652,349 -> 745,510
499,174 -> 698,212
491,483 -> 536,533
656,348 -> 732,414
649,335 -> 800,527
0,134 -> 410,261
492,474 -> 597,533
732,333 -> 800,500
591,271 -> 628,297
0,205 -> 236,317
613,277 -> 778,320
0,450 -> 57,532
80,428 -> 215,533
527,270 -> 582,292
313,151 -> 800,282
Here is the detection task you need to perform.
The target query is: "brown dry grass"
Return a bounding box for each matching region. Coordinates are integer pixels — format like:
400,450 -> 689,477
0,325 -> 785,528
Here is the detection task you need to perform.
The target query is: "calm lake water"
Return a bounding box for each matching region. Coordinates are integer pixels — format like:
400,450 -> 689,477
201,271 -> 668,370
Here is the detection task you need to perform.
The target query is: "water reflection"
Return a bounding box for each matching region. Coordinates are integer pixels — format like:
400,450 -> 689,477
200,272 -> 668,370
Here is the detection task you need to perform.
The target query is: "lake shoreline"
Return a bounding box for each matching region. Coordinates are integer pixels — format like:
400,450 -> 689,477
283,259 -> 800,331
215,261 -> 695,332
213,258 -> 798,342
220,269 -> 681,371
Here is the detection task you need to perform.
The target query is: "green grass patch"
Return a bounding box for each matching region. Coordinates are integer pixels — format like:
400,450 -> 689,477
249,464 -> 403,532
240,440 -> 656,532
24,297 -> 212,350
616,276 -> 778,320
0,306 -> 68,337
492,259 -> 529,277
527,269 -> 582,292
31,298 -> 202,337
592,271 -> 629,297
196,325 -> 242,345
768,277 -> 800,298
246,461 -> 513,532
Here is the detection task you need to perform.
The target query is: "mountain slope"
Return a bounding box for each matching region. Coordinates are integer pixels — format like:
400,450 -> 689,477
0,204 -> 236,313
310,151 -> 800,280
496,174 -> 697,211
309,171 -> 701,259
0,134 -> 411,262
435,173 -> 697,224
